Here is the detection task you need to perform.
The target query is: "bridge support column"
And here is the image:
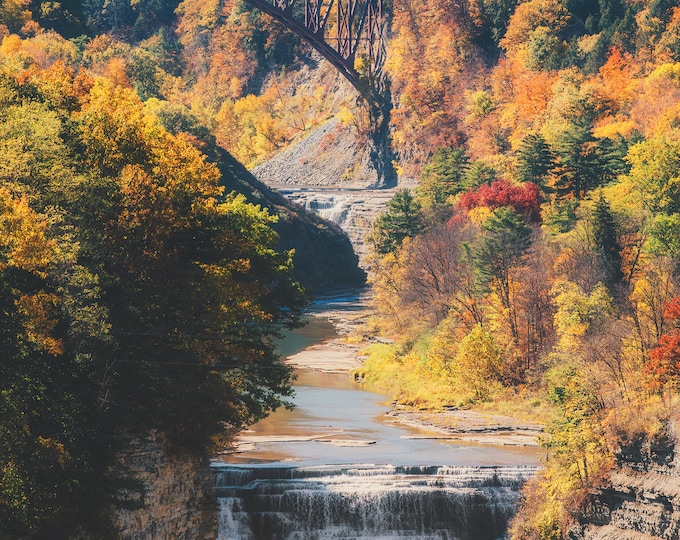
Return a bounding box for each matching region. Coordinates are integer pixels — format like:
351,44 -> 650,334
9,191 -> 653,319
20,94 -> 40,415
367,89 -> 397,188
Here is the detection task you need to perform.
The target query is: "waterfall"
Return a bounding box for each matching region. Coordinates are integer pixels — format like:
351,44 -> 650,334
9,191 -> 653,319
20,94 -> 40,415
214,464 -> 536,539
303,195 -> 350,225
277,187 -> 400,262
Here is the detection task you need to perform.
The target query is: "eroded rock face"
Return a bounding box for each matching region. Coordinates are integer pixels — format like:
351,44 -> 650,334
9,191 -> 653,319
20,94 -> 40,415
279,187 -> 398,264
111,431 -> 217,540
252,118 -> 382,189
216,147 -> 366,289
569,428 -> 680,539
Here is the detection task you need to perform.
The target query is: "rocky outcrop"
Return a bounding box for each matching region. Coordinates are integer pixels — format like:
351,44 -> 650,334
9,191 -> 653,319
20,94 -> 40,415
569,428 -> 680,539
111,431 -> 217,540
158,113 -> 366,290
280,187 -> 398,263
253,117 -> 381,189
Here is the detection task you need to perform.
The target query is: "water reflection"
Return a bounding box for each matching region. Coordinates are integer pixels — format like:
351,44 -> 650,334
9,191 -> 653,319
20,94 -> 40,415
276,315 -> 337,359
224,316 -> 542,467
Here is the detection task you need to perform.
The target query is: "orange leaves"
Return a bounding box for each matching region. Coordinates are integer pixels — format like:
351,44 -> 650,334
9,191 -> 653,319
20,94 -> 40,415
386,0 -> 474,164
0,0 -> 32,34
150,130 -> 222,200
490,57 -> 554,141
117,165 -> 163,241
115,130 -> 223,254
17,292 -> 63,355
0,187 -> 54,273
499,0 -> 570,67
597,48 -> 641,110
664,296 -> 680,320
0,188 -> 62,355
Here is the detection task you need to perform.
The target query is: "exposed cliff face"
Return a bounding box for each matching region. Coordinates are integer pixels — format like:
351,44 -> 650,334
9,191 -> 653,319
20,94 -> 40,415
569,427 -> 680,540
248,115 -> 412,265
253,117 -> 380,189
279,187 -> 398,264
111,431 -> 217,540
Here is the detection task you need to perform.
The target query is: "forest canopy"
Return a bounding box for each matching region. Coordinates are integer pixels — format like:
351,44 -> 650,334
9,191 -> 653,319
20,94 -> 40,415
363,1 -> 680,538
0,37 -> 305,538
4,0 -> 680,538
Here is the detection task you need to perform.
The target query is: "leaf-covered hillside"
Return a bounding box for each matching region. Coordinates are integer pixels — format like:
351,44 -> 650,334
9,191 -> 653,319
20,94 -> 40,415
3,0 -> 680,538
362,2 -> 680,539
0,30 -> 310,540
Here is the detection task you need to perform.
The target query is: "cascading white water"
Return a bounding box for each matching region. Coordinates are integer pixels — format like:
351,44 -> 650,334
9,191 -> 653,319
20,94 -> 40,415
215,464 -> 536,540
216,302 -> 542,538
302,195 -> 351,224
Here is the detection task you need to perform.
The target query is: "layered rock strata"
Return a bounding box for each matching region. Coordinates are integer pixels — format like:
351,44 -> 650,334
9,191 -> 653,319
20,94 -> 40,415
570,429 -> 680,539
111,431 -> 217,540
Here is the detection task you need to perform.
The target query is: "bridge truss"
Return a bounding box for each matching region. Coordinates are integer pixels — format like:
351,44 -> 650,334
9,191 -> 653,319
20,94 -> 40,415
243,0 -> 387,96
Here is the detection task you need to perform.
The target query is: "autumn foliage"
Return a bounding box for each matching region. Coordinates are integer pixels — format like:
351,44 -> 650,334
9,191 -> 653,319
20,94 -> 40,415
0,38 -> 305,537
457,179 -> 542,223
645,297 -> 680,391
364,3 -> 680,539
6,0 -> 680,538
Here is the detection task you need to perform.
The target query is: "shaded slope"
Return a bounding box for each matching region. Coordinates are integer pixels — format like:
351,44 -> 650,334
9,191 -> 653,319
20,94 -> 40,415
216,148 -> 366,290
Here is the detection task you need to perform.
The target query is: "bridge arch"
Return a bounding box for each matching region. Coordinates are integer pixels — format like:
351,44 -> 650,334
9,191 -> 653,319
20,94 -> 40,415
243,0 -> 387,99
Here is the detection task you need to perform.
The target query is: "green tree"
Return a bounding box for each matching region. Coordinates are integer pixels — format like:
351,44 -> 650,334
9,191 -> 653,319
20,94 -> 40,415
0,186 -> 114,538
515,132 -> 557,190
592,194 -> 624,289
478,0 -> 520,48
525,25 -> 568,71
553,125 -> 623,199
463,160 -> 497,190
626,135 -> 680,214
369,188 -> 424,255
474,207 -> 532,344
417,147 -> 470,207
647,214 -> 680,257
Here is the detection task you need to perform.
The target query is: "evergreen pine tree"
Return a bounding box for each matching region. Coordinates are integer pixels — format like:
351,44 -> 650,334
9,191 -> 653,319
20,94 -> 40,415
418,147 -> 470,207
592,194 -> 624,289
516,133 -> 556,191
369,189 -> 424,254
552,126 -> 601,199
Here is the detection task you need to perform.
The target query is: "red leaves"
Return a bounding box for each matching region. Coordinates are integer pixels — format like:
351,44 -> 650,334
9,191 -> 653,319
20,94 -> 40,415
663,296 -> 680,320
645,332 -> 680,392
457,179 -> 542,223
644,296 -> 680,391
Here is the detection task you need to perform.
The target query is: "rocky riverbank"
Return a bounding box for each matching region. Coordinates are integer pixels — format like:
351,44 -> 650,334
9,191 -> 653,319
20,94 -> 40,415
288,306 -> 543,448
111,431 -> 216,540
385,408 -> 544,448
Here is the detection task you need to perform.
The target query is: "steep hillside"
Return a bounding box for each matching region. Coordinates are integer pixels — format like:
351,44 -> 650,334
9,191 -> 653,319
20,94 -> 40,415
217,148 -> 366,287
569,425 -> 680,540
252,117 -> 380,188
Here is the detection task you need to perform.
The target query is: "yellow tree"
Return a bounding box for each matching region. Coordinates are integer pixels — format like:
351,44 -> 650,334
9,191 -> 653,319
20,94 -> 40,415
500,0 -> 570,69
453,324 -> 503,402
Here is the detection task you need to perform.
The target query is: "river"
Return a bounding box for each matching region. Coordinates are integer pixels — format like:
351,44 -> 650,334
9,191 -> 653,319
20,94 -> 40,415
212,294 -> 542,539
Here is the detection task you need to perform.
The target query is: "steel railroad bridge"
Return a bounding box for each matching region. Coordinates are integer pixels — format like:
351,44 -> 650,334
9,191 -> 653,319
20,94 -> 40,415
243,0 -> 387,100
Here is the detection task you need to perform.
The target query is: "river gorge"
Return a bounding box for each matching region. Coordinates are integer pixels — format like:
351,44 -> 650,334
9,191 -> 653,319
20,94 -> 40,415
212,294 -> 542,539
